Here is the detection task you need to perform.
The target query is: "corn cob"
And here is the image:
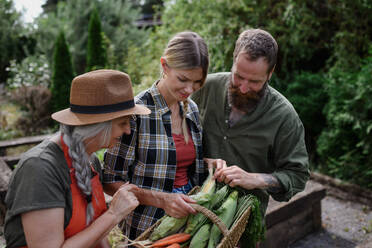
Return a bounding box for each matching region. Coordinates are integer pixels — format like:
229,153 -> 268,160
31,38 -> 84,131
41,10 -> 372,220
207,191 -> 238,248
149,170 -> 216,242
190,191 -> 212,205
184,168 -> 216,235
149,216 -> 188,241
189,223 -> 211,248
200,167 -> 216,194
210,185 -> 229,210
185,185 -> 229,235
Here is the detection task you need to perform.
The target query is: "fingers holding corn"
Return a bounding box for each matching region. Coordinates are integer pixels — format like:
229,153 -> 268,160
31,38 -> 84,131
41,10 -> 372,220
161,193 -> 197,218
214,165 -> 262,189
203,158 -> 227,179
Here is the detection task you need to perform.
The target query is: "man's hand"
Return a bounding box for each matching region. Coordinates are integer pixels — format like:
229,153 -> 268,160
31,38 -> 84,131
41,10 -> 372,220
203,158 -> 227,177
214,165 -> 283,192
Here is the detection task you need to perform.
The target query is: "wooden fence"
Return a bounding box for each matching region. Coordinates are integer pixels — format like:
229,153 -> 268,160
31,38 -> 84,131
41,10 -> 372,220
0,134 -> 52,167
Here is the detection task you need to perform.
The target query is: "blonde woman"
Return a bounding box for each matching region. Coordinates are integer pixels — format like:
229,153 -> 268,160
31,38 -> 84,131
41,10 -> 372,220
103,32 -> 222,240
4,70 -> 150,248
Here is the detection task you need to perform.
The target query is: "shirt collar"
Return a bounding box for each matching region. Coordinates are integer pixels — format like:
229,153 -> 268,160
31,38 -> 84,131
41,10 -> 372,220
148,81 -> 194,120
148,81 -> 171,116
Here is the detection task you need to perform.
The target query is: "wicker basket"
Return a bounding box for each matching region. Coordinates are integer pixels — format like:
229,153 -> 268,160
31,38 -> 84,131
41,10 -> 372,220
132,187 -> 252,248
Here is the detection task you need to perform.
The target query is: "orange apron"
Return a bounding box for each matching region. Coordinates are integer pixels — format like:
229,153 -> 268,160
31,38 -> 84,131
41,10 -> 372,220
20,137 -> 107,248
61,136 -> 107,239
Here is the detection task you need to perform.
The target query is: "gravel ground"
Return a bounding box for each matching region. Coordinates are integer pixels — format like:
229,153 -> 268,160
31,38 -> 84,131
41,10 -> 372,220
290,196 -> 372,248
1,193 -> 371,248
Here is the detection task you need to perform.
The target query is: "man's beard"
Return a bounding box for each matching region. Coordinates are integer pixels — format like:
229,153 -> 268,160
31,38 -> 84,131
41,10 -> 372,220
228,77 -> 267,113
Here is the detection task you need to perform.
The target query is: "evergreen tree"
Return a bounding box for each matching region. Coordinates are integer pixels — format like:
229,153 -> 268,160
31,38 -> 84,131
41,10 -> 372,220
86,7 -> 106,71
50,31 -> 74,113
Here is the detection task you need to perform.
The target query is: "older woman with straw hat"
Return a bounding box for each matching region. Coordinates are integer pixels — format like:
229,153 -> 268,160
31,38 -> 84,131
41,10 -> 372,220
3,70 -> 194,248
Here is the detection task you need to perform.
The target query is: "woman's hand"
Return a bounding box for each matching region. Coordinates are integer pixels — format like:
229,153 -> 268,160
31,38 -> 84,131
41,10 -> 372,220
160,193 -> 197,218
128,187 -> 197,218
108,183 -> 139,222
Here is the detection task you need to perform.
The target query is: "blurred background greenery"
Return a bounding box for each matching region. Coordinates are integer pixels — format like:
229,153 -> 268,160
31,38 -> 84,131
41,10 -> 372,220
0,0 -> 371,189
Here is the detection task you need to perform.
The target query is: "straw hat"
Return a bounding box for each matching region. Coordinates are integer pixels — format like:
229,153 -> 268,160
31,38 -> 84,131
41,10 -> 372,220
52,69 -> 150,125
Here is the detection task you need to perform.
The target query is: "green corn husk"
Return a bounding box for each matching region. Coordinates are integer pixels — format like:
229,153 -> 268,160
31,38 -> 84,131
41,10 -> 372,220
189,223 -> 211,248
148,171 -> 216,242
185,185 -> 229,235
207,191 -> 238,248
149,215 -> 188,241
190,191 -> 212,205
210,185 -> 229,210
184,202 -> 209,235
232,194 -> 254,227
184,168 -> 219,235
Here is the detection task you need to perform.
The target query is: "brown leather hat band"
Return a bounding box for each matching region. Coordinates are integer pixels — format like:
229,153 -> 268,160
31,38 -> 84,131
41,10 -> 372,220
70,100 -> 135,114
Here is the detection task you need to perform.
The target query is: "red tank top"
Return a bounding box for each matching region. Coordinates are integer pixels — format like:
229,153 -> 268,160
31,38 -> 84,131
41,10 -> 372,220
172,132 -> 196,188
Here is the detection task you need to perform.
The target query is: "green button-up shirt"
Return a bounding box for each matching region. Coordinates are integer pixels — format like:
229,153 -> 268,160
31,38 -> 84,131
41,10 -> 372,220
192,72 -> 310,214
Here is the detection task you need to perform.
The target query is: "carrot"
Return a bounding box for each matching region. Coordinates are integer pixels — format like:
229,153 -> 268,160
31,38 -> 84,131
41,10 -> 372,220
150,233 -> 191,247
166,243 -> 181,248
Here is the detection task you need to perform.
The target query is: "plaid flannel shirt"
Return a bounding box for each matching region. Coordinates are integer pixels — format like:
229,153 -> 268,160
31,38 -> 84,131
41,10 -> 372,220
103,83 -> 207,240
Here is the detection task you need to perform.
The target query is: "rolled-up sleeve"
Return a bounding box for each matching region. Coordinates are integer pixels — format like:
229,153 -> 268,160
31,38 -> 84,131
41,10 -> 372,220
270,112 -> 310,201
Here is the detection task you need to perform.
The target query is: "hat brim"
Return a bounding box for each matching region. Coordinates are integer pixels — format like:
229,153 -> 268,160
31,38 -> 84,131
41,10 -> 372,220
51,104 -> 150,126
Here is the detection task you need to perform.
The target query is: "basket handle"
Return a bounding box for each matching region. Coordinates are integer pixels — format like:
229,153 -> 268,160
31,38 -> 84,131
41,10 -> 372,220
189,203 -> 229,237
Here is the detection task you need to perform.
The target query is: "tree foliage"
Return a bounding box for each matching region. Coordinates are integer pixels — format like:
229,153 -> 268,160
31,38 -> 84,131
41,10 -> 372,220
317,48 -> 372,188
86,7 -> 106,71
0,0 -> 29,82
6,54 -> 50,89
34,0 -> 148,74
125,0 -> 372,188
284,72 -> 328,160
1,0 -> 371,188
50,31 -> 74,113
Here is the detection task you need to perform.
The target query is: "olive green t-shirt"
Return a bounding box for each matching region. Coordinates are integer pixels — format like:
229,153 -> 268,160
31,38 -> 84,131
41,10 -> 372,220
192,72 -> 310,214
4,138 -> 102,248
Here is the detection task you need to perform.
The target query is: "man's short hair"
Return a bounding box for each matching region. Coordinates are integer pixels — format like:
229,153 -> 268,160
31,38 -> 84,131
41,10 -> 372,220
233,29 -> 278,73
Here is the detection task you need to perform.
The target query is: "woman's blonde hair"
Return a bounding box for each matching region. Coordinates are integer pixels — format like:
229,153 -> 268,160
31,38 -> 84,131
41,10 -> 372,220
162,31 -> 209,143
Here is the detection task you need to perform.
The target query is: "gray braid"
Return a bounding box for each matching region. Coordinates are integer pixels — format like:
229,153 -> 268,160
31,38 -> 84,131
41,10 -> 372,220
182,100 -> 190,144
60,121 -> 112,225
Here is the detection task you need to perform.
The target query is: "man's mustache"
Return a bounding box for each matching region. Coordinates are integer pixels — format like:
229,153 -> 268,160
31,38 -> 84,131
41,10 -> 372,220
229,83 -> 260,100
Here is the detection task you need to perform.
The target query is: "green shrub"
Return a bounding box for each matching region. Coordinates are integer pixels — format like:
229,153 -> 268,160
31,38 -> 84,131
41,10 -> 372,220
11,85 -> 52,136
4,54 -> 52,136
0,0 -> 25,82
34,0 -> 147,75
50,31 -> 74,113
317,47 -> 372,189
6,55 -> 51,89
284,72 -> 328,160
86,7 -> 106,71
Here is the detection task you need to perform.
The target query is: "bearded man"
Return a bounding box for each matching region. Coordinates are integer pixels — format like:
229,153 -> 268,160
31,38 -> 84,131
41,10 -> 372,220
192,28 -> 310,245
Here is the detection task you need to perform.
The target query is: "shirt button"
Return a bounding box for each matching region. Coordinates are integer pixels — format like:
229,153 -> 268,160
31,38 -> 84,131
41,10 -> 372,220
223,136 -> 227,140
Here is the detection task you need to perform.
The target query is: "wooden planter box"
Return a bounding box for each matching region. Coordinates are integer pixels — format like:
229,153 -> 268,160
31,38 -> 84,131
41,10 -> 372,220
260,180 -> 326,248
